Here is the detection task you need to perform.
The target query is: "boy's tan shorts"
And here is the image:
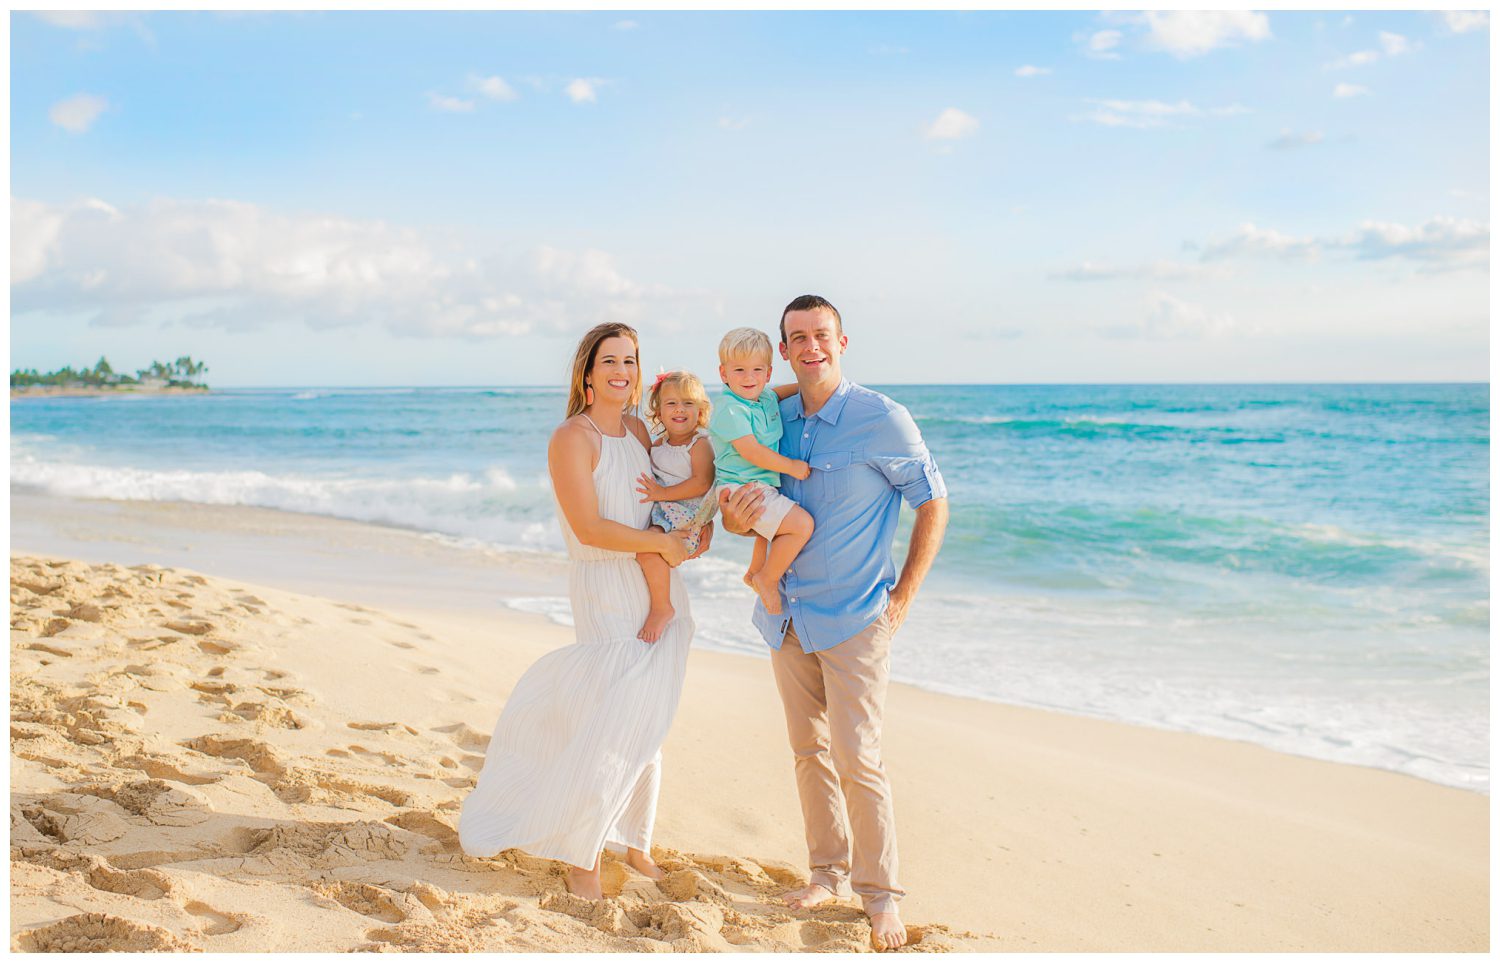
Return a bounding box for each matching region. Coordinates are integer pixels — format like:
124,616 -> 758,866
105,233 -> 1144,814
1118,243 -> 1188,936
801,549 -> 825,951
718,481 -> 797,540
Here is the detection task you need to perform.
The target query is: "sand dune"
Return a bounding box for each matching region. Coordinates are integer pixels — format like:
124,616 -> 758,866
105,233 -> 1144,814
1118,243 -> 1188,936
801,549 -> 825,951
9,555 -> 966,952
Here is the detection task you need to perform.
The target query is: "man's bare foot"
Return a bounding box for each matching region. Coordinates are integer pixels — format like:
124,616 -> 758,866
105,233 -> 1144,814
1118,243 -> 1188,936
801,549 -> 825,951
782,882 -> 835,910
749,571 -> 783,615
637,604 -> 673,643
565,864 -> 603,900
869,911 -> 907,951
625,847 -> 665,880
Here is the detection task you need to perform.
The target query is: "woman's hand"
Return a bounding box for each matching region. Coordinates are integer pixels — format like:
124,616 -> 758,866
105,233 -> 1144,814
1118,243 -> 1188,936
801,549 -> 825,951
635,472 -> 671,503
686,522 -> 714,560
659,530 -> 691,568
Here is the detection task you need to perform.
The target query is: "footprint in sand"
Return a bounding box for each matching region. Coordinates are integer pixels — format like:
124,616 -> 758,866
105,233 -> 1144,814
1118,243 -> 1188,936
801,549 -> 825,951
183,900 -> 243,936
164,619 -> 215,636
310,880 -> 412,924
348,721 -> 420,736
433,722 -> 490,752
16,913 -> 199,952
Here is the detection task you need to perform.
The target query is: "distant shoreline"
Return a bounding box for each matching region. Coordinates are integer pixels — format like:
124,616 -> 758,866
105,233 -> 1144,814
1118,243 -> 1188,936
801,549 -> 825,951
10,385 -> 210,400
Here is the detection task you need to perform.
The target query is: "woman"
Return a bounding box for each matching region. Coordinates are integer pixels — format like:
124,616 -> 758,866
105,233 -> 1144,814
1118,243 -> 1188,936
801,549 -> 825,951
457,322 -> 707,900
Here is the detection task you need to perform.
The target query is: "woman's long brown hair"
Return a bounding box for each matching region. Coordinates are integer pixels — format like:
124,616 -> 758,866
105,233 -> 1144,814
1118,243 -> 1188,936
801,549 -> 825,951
565,322 -> 641,419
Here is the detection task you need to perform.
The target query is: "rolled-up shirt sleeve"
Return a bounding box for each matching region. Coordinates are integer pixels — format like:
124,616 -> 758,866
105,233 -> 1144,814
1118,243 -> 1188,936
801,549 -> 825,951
867,403 -> 948,509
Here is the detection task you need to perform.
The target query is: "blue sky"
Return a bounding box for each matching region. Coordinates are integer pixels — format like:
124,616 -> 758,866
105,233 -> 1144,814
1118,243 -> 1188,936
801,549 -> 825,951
10,9 -> 1490,385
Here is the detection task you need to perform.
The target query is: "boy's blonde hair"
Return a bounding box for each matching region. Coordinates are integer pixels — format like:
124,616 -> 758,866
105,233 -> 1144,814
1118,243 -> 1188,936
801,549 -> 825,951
718,327 -> 774,365
646,370 -> 712,434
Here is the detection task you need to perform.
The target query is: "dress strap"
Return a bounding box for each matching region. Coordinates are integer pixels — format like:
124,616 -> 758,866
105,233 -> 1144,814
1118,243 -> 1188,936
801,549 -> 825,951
579,413 -> 604,437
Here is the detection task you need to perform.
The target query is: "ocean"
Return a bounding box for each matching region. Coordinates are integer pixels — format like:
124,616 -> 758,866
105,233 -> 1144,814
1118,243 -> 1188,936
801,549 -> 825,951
11,383 -> 1489,792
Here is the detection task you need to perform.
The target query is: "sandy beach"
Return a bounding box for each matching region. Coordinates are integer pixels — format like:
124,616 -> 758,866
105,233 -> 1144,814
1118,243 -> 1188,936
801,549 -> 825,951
9,493 -> 1489,952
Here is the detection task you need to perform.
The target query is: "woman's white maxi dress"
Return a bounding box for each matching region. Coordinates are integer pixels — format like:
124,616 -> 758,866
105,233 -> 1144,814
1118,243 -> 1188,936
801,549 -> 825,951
457,419 -> 694,867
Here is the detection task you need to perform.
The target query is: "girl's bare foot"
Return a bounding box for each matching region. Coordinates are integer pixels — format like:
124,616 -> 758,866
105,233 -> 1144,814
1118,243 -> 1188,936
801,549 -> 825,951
637,604 -> 673,643
625,847 -> 665,880
869,910 -> 907,950
749,571 -> 782,615
565,863 -> 603,900
782,882 -> 835,910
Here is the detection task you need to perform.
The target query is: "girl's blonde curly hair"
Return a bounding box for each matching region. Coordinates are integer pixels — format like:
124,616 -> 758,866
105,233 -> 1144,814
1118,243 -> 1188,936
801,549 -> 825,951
646,370 -> 712,435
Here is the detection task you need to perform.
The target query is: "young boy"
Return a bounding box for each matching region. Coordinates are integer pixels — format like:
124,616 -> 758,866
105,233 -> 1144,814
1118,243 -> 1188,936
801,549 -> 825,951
708,328 -> 814,615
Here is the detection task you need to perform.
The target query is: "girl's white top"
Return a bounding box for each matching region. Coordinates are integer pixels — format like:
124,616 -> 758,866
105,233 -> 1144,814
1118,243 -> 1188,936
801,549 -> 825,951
651,431 -> 705,487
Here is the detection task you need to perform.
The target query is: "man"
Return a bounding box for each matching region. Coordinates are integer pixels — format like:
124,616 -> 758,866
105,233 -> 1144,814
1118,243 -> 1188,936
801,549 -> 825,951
719,294 -> 949,951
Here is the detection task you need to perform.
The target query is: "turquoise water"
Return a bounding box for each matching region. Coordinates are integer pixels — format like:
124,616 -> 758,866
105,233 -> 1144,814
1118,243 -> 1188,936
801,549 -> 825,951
11,383 -> 1489,790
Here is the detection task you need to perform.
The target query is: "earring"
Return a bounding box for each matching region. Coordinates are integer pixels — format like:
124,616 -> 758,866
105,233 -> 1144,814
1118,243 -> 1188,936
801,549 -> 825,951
585,383 -> 594,406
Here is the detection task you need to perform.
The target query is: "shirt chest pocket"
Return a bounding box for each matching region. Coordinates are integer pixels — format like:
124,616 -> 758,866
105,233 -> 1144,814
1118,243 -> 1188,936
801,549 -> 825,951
811,450 -> 857,499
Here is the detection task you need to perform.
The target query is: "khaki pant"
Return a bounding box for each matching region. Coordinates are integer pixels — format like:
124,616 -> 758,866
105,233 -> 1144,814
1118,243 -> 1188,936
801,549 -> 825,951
770,613 -> 902,916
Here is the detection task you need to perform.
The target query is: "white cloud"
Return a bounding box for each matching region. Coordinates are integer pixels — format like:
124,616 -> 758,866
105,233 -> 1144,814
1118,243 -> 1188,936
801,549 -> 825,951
1052,260 -> 1228,282
717,117 -> 749,130
427,92 -> 475,113
1333,83 -> 1369,99
1378,31 -> 1410,55
1268,129 -> 1324,150
1015,65 -> 1051,78
469,75 -> 518,102
1440,11 -> 1488,33
1193,216 -> 1487,270
1085,29 -> 1123,59
10,196 -> 690,337
1141,11 -> 1271,58
33,11 -> 106,29
1336,216 -> 1488,267
1103,291 -> 1236,339
1325,49 -> 1380,69
923,107 -> 979,141
49,94 -> 108,134
1076,98 -> 1247,129
613,20 -> 638,31
565,78 -> 601,104
1197,223 -> 1319,261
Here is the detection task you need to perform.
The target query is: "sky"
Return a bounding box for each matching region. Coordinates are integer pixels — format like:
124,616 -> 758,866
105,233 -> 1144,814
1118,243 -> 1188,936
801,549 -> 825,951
9,9 -> 1491,386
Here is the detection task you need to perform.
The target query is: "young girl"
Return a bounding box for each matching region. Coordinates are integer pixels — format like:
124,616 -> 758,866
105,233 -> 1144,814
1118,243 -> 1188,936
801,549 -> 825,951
633,371 -> 717,643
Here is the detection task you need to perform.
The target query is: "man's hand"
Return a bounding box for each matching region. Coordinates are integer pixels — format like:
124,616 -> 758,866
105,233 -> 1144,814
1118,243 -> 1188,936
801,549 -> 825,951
885,587 -> 914,634
718,484 -> 767,537
885,498 -> 948,635
685,522 -> 714,560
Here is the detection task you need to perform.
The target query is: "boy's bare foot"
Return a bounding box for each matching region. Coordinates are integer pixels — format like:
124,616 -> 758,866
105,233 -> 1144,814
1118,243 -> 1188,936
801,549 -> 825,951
742,569 -> 756,589
869,911 -> 907,951
782,882 -> 835,910
565,864 -> 603,900
749,571 -> 783,615
637,604 -> 673,643
625,847 -> 665,880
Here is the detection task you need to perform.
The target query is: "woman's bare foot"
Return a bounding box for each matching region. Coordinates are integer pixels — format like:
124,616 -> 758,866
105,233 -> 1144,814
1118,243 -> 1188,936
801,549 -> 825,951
749,571 -> 782,615
782,882 -> 835,910
565,863 -> 603,900
625,847 -> 665,880
868,910 -> 907,951
637,604 -> 673,643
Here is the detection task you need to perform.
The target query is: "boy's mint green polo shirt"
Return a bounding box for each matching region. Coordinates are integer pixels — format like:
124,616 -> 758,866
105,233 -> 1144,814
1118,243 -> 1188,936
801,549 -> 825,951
708,386 -> 784,487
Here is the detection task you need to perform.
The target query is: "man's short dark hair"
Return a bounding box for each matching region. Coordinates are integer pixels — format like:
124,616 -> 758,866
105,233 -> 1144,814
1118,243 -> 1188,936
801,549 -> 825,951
779,294 -> 843,344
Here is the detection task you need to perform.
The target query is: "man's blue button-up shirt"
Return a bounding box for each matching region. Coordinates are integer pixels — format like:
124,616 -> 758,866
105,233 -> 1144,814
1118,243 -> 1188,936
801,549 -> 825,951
753,379 -> 948,653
